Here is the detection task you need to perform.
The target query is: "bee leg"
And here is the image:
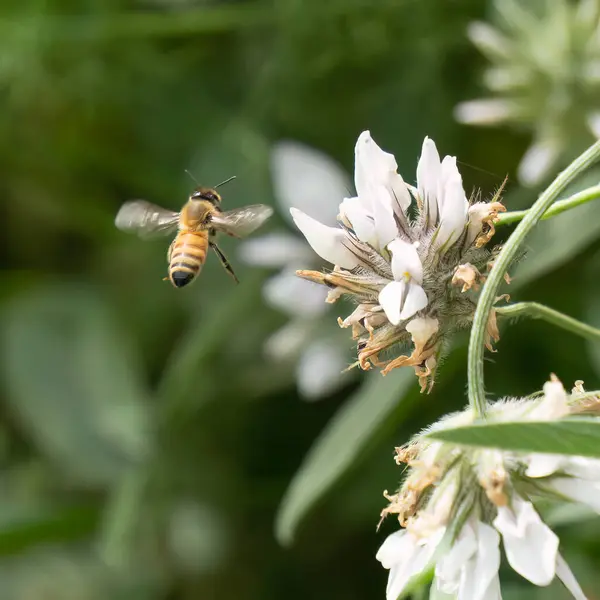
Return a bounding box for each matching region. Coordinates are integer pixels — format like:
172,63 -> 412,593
210,225 -> 240,240
210,242 -> 239,284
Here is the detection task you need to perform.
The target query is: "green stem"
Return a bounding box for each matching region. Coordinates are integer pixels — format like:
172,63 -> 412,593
496,302 -> 600,342
468,140 -> 600,418
497,184 -> 600,226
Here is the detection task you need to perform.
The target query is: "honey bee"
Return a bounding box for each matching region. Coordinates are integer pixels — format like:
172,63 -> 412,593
115,179 -> 273,288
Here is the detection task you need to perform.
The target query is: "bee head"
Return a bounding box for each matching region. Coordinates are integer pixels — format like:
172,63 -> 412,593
191,188 -> 221,205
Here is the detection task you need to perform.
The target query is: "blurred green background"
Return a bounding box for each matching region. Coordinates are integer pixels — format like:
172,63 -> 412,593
1,0 -> 600,598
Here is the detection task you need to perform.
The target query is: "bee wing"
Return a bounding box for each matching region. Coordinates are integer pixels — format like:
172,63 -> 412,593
115,200 -> 180,239
210,204 -> 273,238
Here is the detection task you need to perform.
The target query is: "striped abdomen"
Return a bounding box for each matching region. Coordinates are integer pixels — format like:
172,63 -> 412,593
168,230 -> 209,288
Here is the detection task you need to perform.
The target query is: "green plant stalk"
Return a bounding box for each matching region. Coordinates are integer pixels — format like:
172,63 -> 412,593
496,302 -> 600,342
468,140 -> 600,418
497,184 -> 600,226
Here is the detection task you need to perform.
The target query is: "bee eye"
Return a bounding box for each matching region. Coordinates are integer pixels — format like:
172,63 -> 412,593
203,192 -> 219,203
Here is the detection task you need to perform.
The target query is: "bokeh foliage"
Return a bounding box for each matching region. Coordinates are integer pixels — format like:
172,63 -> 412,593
1,0 -> 599,598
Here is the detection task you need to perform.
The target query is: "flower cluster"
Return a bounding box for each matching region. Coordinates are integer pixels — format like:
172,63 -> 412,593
290,131 -> 507,392
455,0 -> 600,187
241,140 -> 354,399
377,376 -> 599,600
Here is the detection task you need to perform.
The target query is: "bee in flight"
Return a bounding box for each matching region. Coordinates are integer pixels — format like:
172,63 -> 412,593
115,178 -> 273,288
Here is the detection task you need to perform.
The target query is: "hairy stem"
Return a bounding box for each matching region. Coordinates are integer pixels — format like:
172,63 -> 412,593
468,141 -> 600,418
497,184 -> 600,226
497,302 -> 600,342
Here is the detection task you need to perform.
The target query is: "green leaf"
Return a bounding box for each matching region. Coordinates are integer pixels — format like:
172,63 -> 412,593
2,284 -> 151,486
275,369 -> 415,546
427,418 -> 600,458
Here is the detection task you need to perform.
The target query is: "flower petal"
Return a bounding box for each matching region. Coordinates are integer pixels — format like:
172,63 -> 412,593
290,208 -> 360,269
239,232 -> 315,267
549,477 -> 600,513
417,137 -> 441,224
459,522 -> 501,600
263,269 -> 328,317
340,197 -> 377,246
466,21 -> 512,59
379,280 -> 406,326
565,457 -> 600,480
556,553 -> 587,600
371,186 -> 399,249
465,202 -> 491,247
376,530 -> 412,570
435,522 -> 477,593
354,130 -> 412,214
454,98 -> 517,125
272,140 -> 350,226
436,179 -> 468,250
480,575 -> 502,600
297,339 -> 349,400
384,529 -> 444,600
399,282 -> 428,321
264,320 -> 311,360
529,379 -> 569,420
389,238 -> 423,284
518,138 -> 562,187
494,497 -> 558,586
405,316 -> 438,349
587,111 -> 600,138
525,453 -> 564,478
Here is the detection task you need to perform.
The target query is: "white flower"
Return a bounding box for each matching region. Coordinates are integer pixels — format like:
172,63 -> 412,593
376,376 -> 594,599
455,0 -> 600,186
240,140 -> 353,400
377,527 -> 445,600
289,131 -> 506,391
378,239 -> 427,324
493,497 -> 558,586
434,520 -> 501,600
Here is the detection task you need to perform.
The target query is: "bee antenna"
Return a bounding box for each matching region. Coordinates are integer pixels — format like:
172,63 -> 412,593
214,175 -> 237,189
184,169 -> 200,185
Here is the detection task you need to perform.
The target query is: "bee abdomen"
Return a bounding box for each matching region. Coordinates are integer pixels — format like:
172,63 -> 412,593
168,231 -> 208,288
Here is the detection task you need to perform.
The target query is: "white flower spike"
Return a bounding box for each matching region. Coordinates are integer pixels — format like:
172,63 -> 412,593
456,0 -> 600,186
377,376 -> 597,600
241,139 -> 354,400
289,131 -> 507,392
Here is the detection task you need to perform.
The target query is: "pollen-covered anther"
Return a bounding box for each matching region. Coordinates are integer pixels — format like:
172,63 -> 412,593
568,380 -> 600,415
296,268 -> 373,304
480,468 -> 508,507
415,356 -> 437,393
452,263 -> 481,292
380,318 -> 439,390
357,326 -> 409,370
405,464 -> 441,493
338,304 -> 386,340
485,309 -> 500,352
379,489 -> 419,528
468,200 -> 507,248
394,444 -> 419,465
476,201 -> 506,247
